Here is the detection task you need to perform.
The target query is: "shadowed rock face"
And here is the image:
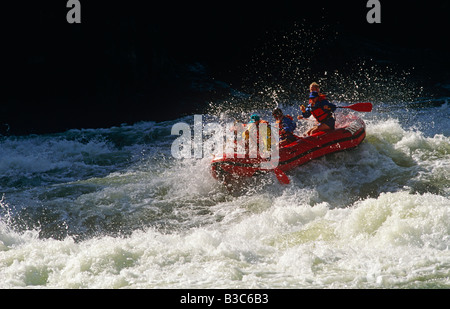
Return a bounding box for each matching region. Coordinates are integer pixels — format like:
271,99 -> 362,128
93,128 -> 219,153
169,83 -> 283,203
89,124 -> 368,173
2,1 -> 449,135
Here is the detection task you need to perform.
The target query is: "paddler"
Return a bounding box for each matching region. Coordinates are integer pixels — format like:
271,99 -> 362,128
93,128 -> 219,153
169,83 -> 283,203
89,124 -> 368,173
243,114 -> 271,152
300,91 -> 337,136
272,108 -> 297,146
309,82 -> 327,100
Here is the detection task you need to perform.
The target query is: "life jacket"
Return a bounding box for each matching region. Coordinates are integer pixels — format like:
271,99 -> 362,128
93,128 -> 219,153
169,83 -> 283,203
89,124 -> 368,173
276,114 -> 293,123
311,98 -> 333,123
243,120 -> 271,151
275,115 -> 296,139
318,93 -> 327,101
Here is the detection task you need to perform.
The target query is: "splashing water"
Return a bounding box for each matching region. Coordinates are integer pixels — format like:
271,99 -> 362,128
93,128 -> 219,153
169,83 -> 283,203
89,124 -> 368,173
1,22 -> 449,288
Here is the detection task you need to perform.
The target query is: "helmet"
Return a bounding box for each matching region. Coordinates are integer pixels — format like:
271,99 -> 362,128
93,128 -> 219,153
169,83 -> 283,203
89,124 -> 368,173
249,114 -> 260,123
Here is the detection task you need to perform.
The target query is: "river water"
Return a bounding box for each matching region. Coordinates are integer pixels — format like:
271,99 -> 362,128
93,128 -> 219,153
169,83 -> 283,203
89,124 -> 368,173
1,92 -> 449,288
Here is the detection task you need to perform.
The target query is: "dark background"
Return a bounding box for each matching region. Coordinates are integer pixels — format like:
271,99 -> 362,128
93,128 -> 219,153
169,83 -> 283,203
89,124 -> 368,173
2,0 -> 449,135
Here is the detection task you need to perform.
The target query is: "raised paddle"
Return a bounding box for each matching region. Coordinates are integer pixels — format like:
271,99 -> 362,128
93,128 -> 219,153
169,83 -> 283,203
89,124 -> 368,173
271,103 -> 371,185
338,102 -> 373,112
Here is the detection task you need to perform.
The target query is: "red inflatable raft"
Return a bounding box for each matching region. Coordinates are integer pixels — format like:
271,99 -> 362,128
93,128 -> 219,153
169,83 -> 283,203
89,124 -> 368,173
211,114 -> 366,184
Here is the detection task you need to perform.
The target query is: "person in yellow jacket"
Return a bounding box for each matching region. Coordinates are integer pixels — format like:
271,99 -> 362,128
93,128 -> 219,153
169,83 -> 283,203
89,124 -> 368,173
243,114 -> 271,153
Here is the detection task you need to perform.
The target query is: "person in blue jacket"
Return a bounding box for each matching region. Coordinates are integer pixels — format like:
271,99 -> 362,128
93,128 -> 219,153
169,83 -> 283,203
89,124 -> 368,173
272,108 -> 297,145
300,91 -> 337,135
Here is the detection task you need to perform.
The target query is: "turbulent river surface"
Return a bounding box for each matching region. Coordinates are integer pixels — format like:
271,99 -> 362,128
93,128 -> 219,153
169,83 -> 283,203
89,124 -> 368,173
1,94 -> 449,288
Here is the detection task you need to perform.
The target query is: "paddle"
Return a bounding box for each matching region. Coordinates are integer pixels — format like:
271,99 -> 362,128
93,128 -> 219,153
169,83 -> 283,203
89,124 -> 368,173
274,167 -> 290,184
271,102 -> 371,185
338,102 -> 373,112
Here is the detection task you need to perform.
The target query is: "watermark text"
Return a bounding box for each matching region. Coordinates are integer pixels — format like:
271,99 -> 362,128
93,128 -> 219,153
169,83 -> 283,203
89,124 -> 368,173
66,0 -> 81,24
171,115 -> 280,169
366,0 -> 381,23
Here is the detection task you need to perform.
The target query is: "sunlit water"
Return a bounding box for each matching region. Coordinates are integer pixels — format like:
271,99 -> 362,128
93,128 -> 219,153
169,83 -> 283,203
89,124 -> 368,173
1,98 -> 449,288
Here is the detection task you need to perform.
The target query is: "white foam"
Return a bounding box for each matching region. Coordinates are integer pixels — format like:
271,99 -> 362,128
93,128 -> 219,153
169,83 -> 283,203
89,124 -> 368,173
0,111 -> 449,288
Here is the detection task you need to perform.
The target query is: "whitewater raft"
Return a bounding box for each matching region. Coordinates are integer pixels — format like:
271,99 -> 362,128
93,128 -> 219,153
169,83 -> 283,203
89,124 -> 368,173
211,114 -> 366,184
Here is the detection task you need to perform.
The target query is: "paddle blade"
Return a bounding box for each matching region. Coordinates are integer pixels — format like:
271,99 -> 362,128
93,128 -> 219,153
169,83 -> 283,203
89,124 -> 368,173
342,102 -> 373,112
274,168 -> 290,184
